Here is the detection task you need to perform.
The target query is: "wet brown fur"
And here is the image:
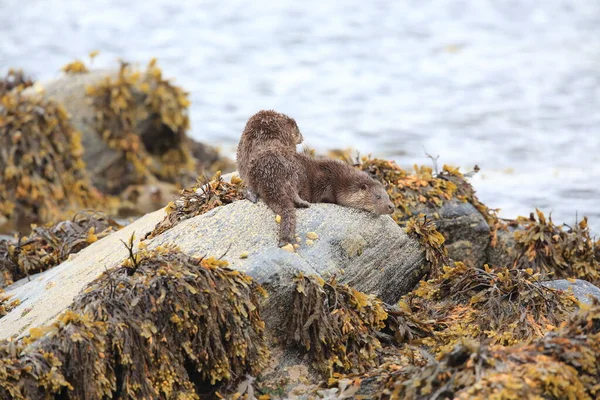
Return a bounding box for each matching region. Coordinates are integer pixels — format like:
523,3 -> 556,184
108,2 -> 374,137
236,109 -> 303,198
247,152 -> 394,246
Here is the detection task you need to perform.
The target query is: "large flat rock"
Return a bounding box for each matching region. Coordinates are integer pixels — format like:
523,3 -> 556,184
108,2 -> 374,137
148,200 -> 424,303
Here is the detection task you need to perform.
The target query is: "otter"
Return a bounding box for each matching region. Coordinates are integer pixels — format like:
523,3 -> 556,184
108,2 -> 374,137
236,110 -> 303,202
246,150 -> 394,246
297,155 -> 395,215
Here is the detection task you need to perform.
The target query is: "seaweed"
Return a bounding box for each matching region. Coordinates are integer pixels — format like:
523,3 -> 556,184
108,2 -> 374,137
0,244 -> 269,399
375,299 -> 600,399
146,171 -> 245,239
0,70 -> 34,95
0,90 -> 106,232
405,215 -> 449,278
401,261 -> 578,353
287,274 -> 388,375
511,209 -> 600,284
0,211 -> 121,288
358,158 -> 504,250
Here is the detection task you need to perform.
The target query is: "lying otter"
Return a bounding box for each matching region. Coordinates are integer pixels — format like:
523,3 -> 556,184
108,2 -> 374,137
246,150 -> 394,247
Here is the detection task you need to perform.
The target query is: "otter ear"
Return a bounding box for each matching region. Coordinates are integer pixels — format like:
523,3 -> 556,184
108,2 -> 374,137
360,183 -> 368,191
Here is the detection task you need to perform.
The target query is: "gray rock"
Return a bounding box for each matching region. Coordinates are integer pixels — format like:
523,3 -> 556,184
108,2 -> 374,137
421,199 -> 491,267
542,279 -> 600,305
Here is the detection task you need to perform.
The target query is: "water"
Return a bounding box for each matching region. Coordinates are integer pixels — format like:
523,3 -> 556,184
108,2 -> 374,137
1,0 -> 599,231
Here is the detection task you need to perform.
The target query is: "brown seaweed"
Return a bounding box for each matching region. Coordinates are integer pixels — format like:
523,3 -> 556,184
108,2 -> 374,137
0,91 -> 106,233
287,274 -> 388,375
146,171 -> 245,239
0,244 -> 269,399
0,211 -> 122,288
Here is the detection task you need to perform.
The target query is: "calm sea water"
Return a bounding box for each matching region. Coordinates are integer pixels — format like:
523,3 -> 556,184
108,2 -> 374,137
1,0 -> 599,231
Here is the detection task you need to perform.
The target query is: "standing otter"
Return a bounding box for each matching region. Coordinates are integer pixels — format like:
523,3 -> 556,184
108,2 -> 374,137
236,110 -> 303,202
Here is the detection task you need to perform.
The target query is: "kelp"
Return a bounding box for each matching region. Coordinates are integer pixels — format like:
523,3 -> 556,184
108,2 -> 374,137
0,90 -> 105,233
511,209 -> 600,284
287,274 -> 388,375
0,244 -> 269,399
322,299 -> 600,400
405,215 -> 449,278
0,211 -> 122,288
146,171 -> 245,239
401,261 -> 577,354
85,58 -> 197,193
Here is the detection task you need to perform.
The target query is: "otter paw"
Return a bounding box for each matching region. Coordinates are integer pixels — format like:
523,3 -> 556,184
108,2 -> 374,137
294,199 -> 311,208
278,239 -> 292,248
246,190 -> 259,203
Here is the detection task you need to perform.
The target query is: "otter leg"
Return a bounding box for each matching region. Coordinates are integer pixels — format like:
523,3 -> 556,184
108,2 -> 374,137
265,196 -> 296,247
293,193 -> 310,208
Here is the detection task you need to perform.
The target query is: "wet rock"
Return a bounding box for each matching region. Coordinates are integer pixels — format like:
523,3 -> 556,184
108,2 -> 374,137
542,279 -> 600,305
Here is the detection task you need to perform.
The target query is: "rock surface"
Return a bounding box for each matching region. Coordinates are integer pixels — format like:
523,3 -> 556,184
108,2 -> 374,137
0,196 -> 425,340
542,279 -> 600,305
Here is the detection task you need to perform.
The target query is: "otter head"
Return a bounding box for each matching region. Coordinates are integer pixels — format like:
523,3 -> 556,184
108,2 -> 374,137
340,174 -> 395,215
245,110 -> 303,148
360,179 -> 395,215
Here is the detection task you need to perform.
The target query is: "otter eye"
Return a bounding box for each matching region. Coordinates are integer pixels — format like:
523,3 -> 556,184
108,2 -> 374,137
376,195 -> 381,199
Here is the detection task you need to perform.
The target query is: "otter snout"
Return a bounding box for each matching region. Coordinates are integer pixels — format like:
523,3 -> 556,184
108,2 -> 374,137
385,202 -> 394,214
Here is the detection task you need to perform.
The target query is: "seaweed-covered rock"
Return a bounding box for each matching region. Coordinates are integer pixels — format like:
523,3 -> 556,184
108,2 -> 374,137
543,279 -> 600,305
426,199 -> 490,269
147,200 -> 425,316
0,196 -> 425,340
358,159 -> 499,268
22,59 -> 232,196
0,211 -> 122,290
0,89 -> 106,233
